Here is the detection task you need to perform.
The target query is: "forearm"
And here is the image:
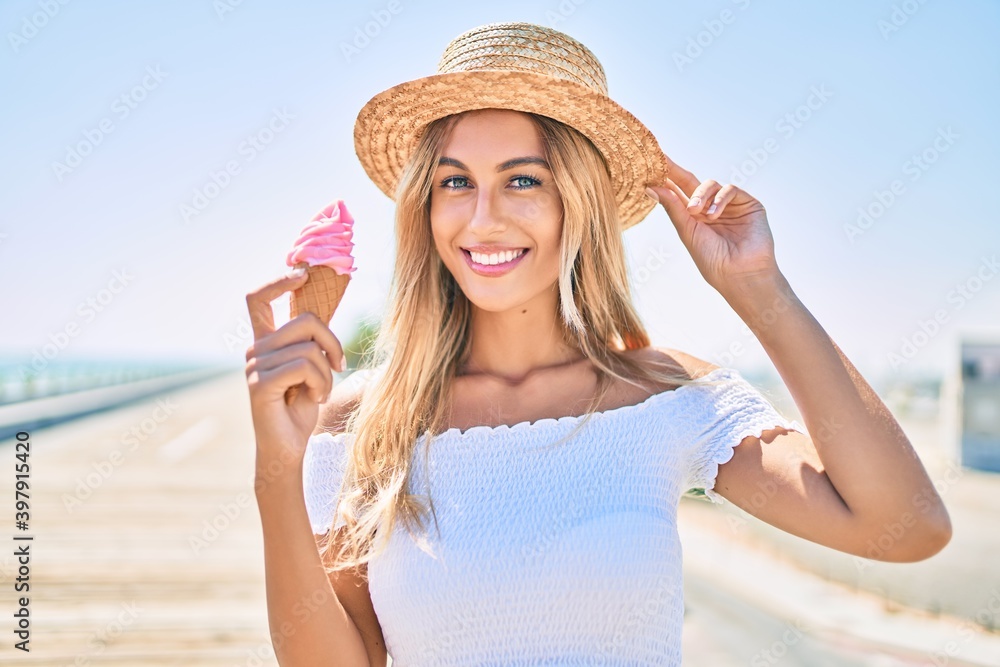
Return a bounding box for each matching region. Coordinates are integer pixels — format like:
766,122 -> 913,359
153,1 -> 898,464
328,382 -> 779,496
721,273 -> 950,540
255,463 -> 369,667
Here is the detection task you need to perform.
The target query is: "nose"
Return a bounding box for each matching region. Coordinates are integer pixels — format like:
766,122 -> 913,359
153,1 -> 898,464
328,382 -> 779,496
467,186 -> 507,234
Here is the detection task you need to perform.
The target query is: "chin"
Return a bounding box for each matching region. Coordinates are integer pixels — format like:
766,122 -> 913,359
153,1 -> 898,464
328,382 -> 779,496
462,291 -> 526,314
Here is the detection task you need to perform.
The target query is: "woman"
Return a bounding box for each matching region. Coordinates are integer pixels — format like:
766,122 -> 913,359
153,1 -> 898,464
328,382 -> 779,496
244,22 -> 951,666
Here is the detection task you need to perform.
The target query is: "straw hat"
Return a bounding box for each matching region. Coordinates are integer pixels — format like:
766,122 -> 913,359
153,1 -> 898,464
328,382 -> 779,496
353,21 -> 669,230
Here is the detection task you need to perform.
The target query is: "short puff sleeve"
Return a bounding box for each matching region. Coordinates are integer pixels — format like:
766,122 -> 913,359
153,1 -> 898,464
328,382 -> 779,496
301,431 -> 351,534
684,369 -> 806,504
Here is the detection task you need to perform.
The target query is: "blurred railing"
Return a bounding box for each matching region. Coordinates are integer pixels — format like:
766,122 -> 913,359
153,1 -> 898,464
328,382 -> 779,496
0,359 -> 220,405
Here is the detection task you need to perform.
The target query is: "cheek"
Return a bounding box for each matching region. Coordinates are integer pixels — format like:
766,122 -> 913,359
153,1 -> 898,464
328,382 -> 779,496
430,221 -> 450,262
430,193 -> 470,230
430,199 -> 455,243
511,189 -> 562,225
527,191 -> 563,251
429,213 -> 467,274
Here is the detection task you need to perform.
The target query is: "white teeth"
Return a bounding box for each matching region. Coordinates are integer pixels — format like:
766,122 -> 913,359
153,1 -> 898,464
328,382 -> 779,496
469,249 -> 525,266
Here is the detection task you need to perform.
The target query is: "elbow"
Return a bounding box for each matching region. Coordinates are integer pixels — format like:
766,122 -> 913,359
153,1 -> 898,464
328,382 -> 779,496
911,500 -> 954,561
854,504 -> 953,563
918,509 -> 953,560
900,520 -> 954,563
903,518 -> 952,562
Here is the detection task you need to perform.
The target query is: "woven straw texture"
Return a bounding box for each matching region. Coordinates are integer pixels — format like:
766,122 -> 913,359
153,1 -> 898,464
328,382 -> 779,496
353,22 -> 668,230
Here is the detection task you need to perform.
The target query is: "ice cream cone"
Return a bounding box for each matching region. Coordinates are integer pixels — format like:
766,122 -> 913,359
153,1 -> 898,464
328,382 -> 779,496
289,262 -> 351,324
285,263 -> 351,405
284,200 -> 356,405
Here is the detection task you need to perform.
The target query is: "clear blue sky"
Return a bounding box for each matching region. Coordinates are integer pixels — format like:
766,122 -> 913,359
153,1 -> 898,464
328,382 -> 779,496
2,0 -> 997,384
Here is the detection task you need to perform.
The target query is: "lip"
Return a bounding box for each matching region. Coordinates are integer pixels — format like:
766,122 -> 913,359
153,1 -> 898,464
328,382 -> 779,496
461,248 -> 529,277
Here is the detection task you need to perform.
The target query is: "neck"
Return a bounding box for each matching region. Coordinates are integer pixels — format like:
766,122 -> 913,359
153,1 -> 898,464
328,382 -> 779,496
460,284 -> 584,385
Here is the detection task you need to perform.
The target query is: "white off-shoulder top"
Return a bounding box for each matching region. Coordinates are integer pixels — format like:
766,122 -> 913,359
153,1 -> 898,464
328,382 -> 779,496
302,367 -> 805,666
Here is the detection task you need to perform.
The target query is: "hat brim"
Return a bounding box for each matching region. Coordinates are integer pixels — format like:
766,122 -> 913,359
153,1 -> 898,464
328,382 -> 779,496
353,70 -> 668,230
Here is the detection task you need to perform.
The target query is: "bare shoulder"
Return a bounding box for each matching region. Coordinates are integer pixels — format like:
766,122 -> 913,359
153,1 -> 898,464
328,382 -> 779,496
634,345 -> 721,380
313,369 -> 377,436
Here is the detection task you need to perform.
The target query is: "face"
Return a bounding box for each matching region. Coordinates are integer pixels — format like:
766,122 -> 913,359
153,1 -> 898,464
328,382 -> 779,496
430,109 -> 564,314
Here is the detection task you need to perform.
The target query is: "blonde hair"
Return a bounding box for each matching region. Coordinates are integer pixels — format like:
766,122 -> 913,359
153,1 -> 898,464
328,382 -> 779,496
318,110 -> 725,575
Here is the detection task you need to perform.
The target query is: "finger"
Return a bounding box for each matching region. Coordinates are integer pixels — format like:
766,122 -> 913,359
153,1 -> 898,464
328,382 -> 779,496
704,184 -> 740,220
256,357 -> 329,404
661,176 -> 691,206
252,312 -> 344,369
648,180 -> 688,216
245,269 -> 310,340
659,153 -> 701,197
248,341 -> 335,399
646,181 -> 697,248
686,180 -> 723,216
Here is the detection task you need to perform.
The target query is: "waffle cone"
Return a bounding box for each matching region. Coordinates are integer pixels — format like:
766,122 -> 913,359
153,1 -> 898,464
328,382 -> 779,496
289,263 -> 351,325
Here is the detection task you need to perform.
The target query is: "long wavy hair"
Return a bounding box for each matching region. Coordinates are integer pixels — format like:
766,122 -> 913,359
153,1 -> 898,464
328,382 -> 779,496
318,110 -> 725,575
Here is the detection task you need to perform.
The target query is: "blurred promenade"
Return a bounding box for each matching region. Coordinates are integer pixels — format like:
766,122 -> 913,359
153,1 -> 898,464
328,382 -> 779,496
741,388 -> 1000,627
0,370 -> 998,665
0,370 -> 269,666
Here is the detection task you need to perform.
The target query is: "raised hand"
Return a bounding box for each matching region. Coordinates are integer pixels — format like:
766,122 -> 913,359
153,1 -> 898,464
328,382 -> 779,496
646,154 -> 780,299
244,269 -> 345,463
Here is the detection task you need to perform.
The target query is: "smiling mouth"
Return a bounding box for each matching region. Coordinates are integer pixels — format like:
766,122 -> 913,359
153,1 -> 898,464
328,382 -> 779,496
463,248 -> 528,266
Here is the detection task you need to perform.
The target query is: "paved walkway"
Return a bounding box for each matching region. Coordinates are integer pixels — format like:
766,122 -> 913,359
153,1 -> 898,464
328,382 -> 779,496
679,498 -> 1000,665
0,371 -> 271,666
708,400 -> 1000,630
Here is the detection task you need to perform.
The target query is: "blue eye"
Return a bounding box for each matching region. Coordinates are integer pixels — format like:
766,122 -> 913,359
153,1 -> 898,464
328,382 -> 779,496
440,176 -> 470,190
510,174 -> 541,190
438,174 -> 543,191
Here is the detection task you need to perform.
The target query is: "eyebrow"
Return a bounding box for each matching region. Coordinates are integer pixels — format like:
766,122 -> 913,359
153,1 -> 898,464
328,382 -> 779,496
437,156 -> 551,172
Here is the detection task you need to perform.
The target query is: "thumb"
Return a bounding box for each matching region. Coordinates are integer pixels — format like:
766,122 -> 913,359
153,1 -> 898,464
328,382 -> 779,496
646,184 -> 696,246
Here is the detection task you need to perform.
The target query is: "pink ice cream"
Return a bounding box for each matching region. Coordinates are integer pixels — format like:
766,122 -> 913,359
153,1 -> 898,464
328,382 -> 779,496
285,200 -> 357,275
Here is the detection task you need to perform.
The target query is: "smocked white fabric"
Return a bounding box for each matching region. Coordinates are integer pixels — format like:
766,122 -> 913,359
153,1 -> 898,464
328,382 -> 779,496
302,367 -> 805,666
